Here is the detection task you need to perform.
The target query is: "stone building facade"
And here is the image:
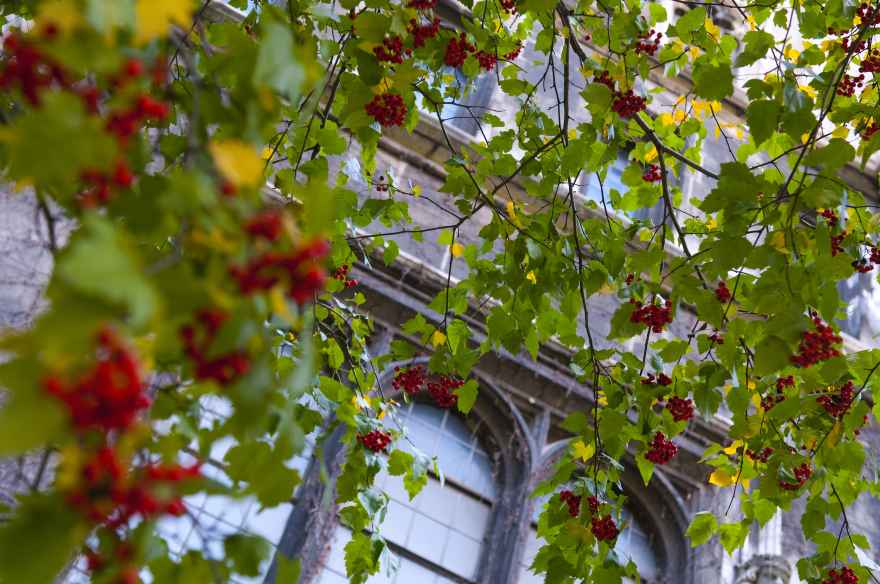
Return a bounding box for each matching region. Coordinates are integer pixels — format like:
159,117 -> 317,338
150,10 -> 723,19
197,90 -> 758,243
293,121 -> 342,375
2,1 -> 880,583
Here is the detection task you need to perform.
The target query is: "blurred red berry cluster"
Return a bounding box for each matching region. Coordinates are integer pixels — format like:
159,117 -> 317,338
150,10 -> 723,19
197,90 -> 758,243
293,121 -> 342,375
645,432 -> 677,465
180,309 -> 251,386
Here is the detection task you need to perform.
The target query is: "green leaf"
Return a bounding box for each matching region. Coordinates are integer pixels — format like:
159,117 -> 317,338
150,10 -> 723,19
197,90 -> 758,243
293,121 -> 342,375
275,555 -> 301,583
736,31 -> 775,66
693,60 -> 734,101
745,100 -> 780,145
455,379 -> 479,414
57,216 -> 159,327
387,450 -> 414,476
674,6 -> 706,34
719,521 -> 749,554
753,336 -> 790,376
686,512 -> 718,547
0,493 -> 83,584
224,533 -> 271,577
254,21 -> 302,99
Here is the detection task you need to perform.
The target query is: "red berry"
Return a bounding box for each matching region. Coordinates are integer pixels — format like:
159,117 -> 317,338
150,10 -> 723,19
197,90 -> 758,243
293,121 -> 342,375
645,432 -> 677,465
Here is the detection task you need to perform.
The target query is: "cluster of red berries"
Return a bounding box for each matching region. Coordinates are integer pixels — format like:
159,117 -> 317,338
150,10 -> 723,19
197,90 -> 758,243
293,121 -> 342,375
612,90 -> 647,118
365,93 -> 408,127
594,70 -> 615,90
857,2 -> 880,25
427,375 -> 462,409
392,365 -> 427,395
870,246 -> 880,263
374,174 -> 390,192
852,257 -> 873,273
634,30 -> 662,56
67,446 -> 199,528
180,309 -> 251,386
0,31 -> 70,105
746,447 -> 773,463
831,231 -> 848,256
645,432 -> 677,464
504,44 -> 523,61
761,391 -> 785,411
641,372 -> 672,386
715,281 -> 731,303
820,208 -> 838,224
842,37 -> 867,53
777,375 -> 795,391
499,0 -> 517,13
837,73 -> 865,96
630,298 -> 673,333
861,51 -> 880,73
230,238 -> 330,304
44,327 -> 150,432
559,489 -> 581,517
245,209 -> 284,242
444,33 -> 476,67
358,429 -> 393,453
374,35 -> 409,64
391,367 -> 462,409
409,17 -> 441,48
475,50 -> 498,71
822,567 -> 859,584
77,162 -> 136,208
1,32 -> 170,210
84,541 -> 140,584
708,331 -> 724,345
642,164 -> 662,182
105,92 -> 170,146
591,514 -> 620,542
333,264 -> 359,288
790,315 -> 842,368
779,462 -> 812,491
862,121 -> 880,140
407,0 -> 437,9
817,380 -> 855,418
666,397 -> 694,422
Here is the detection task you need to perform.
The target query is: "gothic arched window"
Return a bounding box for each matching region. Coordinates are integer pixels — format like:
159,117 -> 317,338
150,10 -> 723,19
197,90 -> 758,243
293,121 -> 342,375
317,401 -> 497,583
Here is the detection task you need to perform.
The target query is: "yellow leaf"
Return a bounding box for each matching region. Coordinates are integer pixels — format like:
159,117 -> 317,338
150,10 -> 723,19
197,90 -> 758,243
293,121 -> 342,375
451,242 -> 464,257
714,125 -> 721,139
135,0 -> 193,45
261,146 -> 275,161
37,0 -> 83,35
270,286 -> 296,325
735,127 -> 744,140
706,216 -> 718,230
568,129 -> 578,140
506,200 -> 525,228
747,380 -> 756,391
709,467 -> 750,489
801,133 -> 811,144
799,84 -> 817,99
833,126 -> 849,139
658,113 -> 674,126
526,270 -> 537,284
645,146 -> 658,162
784,45 -> 800,61
209,139 -> 264,188
597,390 -> 608,407
722,440 -> 742,455
854,15 -> 863,25
673,109 -> 687,123
412,184 -> 422,197
572,439 -> 595,462
704,18 -> 720,39
431,329 -> 446,347
769,230 -> 787,253
746,14 -> 757,31
689,46 -> 701,60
